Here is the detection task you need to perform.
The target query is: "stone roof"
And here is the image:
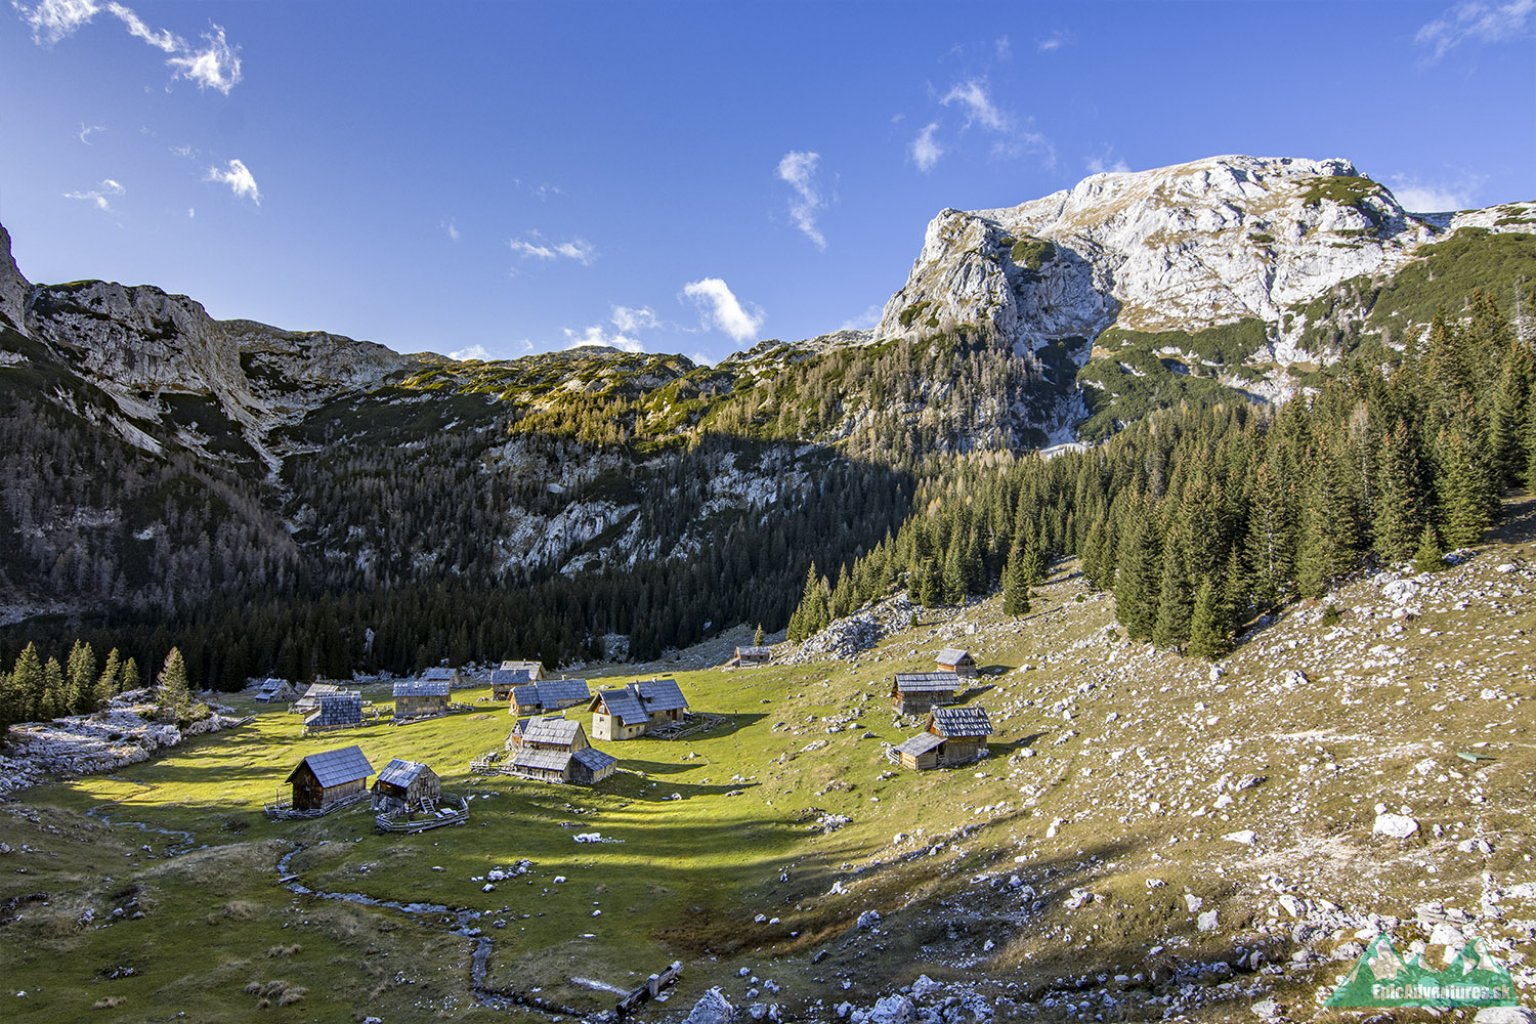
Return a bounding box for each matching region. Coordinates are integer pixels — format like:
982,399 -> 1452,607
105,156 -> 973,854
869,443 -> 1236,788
289,745 -> 373,788
936,648 -> 974,665
307,691 -> 363,727
571,747 -> 617,774
893,673 -> 960,693
520,715 -> 582,748
393,679 -> 450,698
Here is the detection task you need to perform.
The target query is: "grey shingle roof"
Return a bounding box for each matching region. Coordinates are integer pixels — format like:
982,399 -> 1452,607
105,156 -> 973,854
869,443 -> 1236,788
257,678 -> 285,693
636,678 -> 688,712
493,668 -> 533,687
936,648 -> 974,666
893,673 -> 960,693
594,686 -> 649,725
308,692 -> 363,727
513,747 -> 572,773
289,745 -> 373,788
394,679 -> 450,698
894,732 -> 946,757
377,758 -> 429,788
930,705 -> 992,737
520,716 -> 581,748
538,678 -> 591,707
422,667 -> 458,681
736,646 -> 772,658
571,747 -> 617,773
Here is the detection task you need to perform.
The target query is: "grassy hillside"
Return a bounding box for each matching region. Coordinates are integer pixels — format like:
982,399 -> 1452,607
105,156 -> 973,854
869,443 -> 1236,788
2,501 -> 1535,1022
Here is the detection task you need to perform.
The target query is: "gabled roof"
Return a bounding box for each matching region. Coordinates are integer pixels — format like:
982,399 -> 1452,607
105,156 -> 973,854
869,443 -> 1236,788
307,691 -> 363,726
571,747 -> 617,773
493,668 -> 533,687
930,705 -> 992,738
538,678 -> 591,706
301,683 -> 341,699
894,732 -> 946,757
736,646 -> 772,658
394,679 -> 450,698
288,745 -> 373,787
936,648 -> 974,665
893,673 -> 960,693
257,678 -> 286,692
500,660 -> 542,673
636,678 -> 688,712
377,758 -> 431,788
513,747 -> 573,773
593,686 -> 649,725
520,715 -> 582,748
421,666 -> 459,681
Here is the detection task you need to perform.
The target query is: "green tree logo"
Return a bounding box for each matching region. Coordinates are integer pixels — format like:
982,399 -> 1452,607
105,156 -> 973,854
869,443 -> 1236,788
1326,933 -> 1517,1009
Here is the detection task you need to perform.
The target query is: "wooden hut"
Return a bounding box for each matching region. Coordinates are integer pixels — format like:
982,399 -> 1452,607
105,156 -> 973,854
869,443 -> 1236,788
509,679 -> 591,716
588,679 -> 689,741
371,758 -> 442,813
935,648 -> 978,677
253,677 -> 291,703
893,731 -> 945,770
727,645 -> 772,668
491,667 -> 533,700
421,666 -> 463,690
393,679 -> 450,721
304,691 -> 363,732
890,673 -> 959,715
893,706 -> 993,771
284,746 -> 374,810
504,715 -> 616,784
292,682 -> 342,715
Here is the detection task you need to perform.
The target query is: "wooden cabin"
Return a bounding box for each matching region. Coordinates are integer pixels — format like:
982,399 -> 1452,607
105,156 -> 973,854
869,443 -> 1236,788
371,758 -> 442,813
927,705 -> 992,764
727,645 -> 772,668
304,691 -> 363,732
890,673 -> 959,715
588,679 -> 689,741
292,682 -> 342,715
893,731 -> 945,770
504,715 -> 616,784
935,648 -> 978,678
253,677 -> 291,703
393,679 -> 450,721
421,666 -> 463,690
509,678 -> 591,716
490,667 -> 533,700
285,746 -> 374,810
499,659 -> 544,680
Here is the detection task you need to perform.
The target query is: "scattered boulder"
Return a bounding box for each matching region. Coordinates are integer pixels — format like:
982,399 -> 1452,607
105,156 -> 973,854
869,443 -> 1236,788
684,988 -> 738,1024
1372,813 -> 1419,840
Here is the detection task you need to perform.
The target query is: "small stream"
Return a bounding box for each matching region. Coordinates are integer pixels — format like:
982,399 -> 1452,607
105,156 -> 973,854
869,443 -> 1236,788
84,804 -> 200,856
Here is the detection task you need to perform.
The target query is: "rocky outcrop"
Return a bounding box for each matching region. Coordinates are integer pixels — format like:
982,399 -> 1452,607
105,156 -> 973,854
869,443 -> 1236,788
0,222 -> 31,333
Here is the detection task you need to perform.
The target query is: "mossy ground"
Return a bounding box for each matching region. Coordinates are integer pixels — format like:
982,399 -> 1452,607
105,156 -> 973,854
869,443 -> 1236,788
3,503 -> 1536,1021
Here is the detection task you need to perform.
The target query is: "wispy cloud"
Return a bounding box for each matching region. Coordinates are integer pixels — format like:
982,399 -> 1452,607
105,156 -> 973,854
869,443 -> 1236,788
682,278 -> 764,343
1086,147 -> 1130,174
1416,0 -> 1535,59
206,158 -> 260,204
777,150 -> 827,249
994,35 -> 1012,60
1388,171 -> 1486,212
941,79 -> 1009,132
610,305 -> 660,333
562,305 -> 664,354
837,304 -> 883,332
442,218 -> 461,242
63,177 -> 125,211
1036,29 -> 1074,53
15,1 -> 244,93
77,121 -> 105,145
509,232 -> 598,265
450,344 -> 491,361
937,79 -> 1054,167
563,324 -> 645,353
911,121 -> 944,173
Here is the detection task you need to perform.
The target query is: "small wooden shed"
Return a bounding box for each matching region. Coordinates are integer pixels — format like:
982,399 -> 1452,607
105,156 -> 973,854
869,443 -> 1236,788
935,648 -> 978,677
421,666 -> 463,690
304,691 -> 363,732
253,677 -> 291,703
371,758 -> 442,813
491,667 -> 533,700
728,645 -> 772,668
292,682 -> 342,715
589,678 -> 689,741
890,673 -> 959,715
893,731 -> 945,770
285,746 -> 374,810
928,705 -> 993,764
393,679 -> 450,721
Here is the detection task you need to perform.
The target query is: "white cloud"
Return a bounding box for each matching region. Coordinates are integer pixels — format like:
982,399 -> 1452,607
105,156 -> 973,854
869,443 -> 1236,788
941,79 -> 1009,132
205,158 -> 260,204
611,305 -> 660,333
77,122 -> 105,145
911,121 -> 944,173
682,278 -> 764,343
994,35 -> 1012,60
509,233 -> 597,265
1388,171 -> 1485,213
1036,29 -> 1074,53
449,344 -> 491,361
777,150 -> 827,249
563,324 -> 645,353
1086,148 -> 1131,174
14,1 -> 242,92
166,24 -> 242,94
443,218 -> 461,242
63,177 -> 125,211
1416,0 -> 1535,59
837,304 -> 884,332
187,207 -> 195,219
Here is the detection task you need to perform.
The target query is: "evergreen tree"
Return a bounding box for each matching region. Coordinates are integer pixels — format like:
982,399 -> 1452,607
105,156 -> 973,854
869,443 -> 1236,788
1113,514 -> 1161,642
10,643 -> 45,723
41,657 -> 66,720
94,648 -> 122,709
1436,420 -> 1497,548
1001,540 -> 1032,616
1152,529 -> 1193,649
1372,421 -> 1427,566
122,657 -> 141,693
1413,523 -> 1446,574
65,639 -> 96,714
1186,576 -> 1227,660
156,647 -> 193,725
753,623 -> 764,646
1488,338 -> 1532,489
1297,453 -> 1359,598
941,535 -> 967,606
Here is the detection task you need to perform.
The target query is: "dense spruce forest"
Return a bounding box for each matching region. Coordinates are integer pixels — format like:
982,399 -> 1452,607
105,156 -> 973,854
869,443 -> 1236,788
789,291 -> 1531,657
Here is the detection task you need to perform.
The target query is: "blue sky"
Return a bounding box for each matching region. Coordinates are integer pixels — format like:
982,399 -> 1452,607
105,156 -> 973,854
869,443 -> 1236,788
1,1 -> 1532,364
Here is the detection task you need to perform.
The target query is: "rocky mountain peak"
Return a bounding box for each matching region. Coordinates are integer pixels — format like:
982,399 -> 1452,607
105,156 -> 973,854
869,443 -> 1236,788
0,221 -> 30,333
